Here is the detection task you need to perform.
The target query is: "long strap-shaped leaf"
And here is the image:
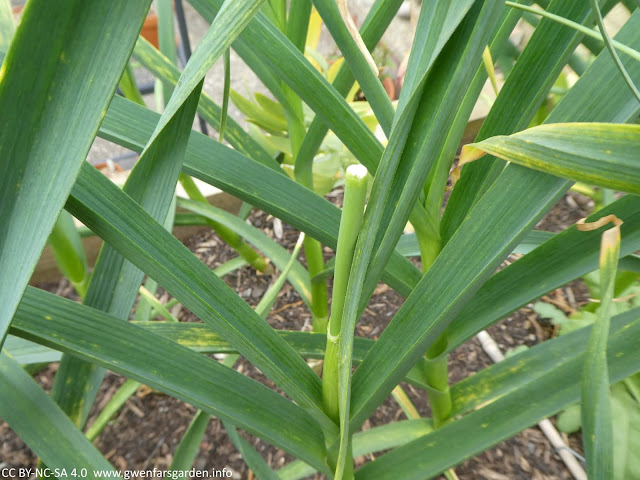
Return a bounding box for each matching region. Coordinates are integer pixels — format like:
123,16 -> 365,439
142,0 -> 265,155
127,307 -> 640,424
334,2 -> 505,473
448,307 -> 640,418
132,36 -> 277,170
188,0 -> 383,172
67,163 -> 335,435
98,95 -> 423,297
0,352 -> 116,473
50,83 -> 204,428
441,0 -> 608,243
14,290 -> 640,433
10,288 -> 328,471
295,0 -> 403,182
0,0 -> 151,347
442,11 -> 640,346
463,123 -> 640,194
355,309 -> 640,479
277,306 -> 640,479
310,0 -> 393,135
176,197 -> 312,307
445,193 -> 640,351
349,11 -> 640,433
358,0 -> 507,306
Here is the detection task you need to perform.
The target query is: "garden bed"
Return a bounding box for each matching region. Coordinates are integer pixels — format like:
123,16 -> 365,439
1,191 -> 593,479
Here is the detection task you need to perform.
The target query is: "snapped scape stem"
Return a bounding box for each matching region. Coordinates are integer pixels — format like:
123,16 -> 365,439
322,164 -> 368,478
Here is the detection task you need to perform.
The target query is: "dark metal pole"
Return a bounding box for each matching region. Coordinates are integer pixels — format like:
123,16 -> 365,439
175,0 -> 209,135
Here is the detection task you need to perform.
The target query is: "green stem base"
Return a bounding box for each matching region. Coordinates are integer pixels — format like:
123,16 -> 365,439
425,334 -> 452,427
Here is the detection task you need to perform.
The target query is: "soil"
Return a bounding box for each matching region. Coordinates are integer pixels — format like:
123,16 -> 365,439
0,190 -> 596,479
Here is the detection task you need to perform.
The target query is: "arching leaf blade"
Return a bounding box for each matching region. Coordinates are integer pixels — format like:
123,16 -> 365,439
464,123 -> 640,194
11,287 -> 328,471
0,0 -> 151,346
0,352 -> 115,472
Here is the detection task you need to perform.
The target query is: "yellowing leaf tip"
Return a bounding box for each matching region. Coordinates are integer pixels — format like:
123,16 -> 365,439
459,145 -> 487,166
576,214 -> 623,232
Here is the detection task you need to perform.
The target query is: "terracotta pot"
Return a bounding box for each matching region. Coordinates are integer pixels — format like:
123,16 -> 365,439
141,13 -> 159,48
12,6 -> 160,49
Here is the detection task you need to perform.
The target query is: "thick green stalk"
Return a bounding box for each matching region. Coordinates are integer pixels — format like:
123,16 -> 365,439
424,335 -> 452,427
322,165 -> 368,478
413,199 -> 450,427
289,82 -> 326,333
415,221 -> 452,426
415,228 -> 452,427
179,173 -> 270,273
290,93 -> 325,333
